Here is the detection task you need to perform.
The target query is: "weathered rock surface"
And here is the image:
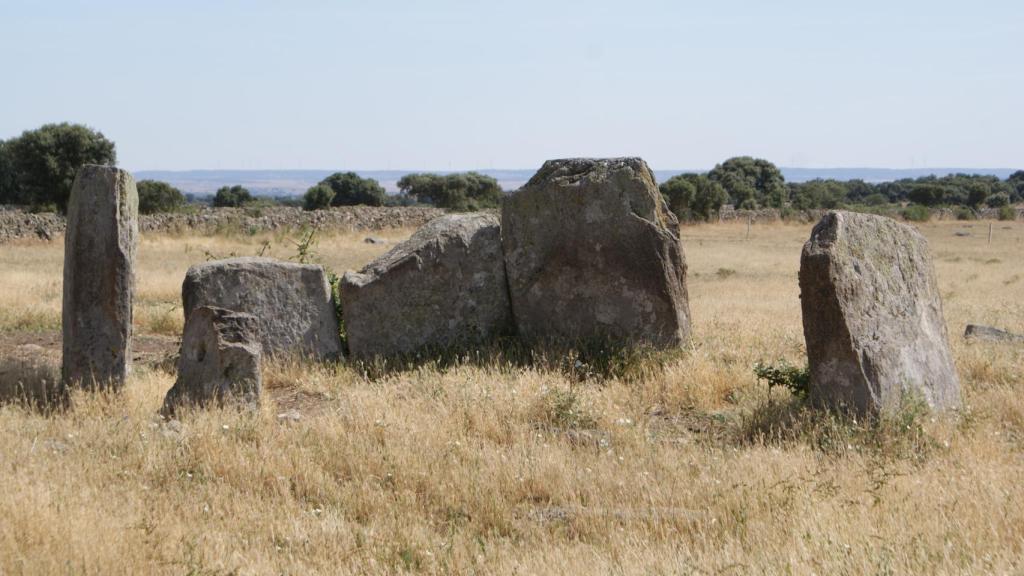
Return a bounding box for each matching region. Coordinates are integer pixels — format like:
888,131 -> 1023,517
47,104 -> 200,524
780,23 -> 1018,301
341,213 -> 512,359
501,158 -> 691,347
182,257 -> 342,360
799,211 -> 961,414
964,324 -> 1024,343
162,306 -> 262,414
62,165 -> 138,389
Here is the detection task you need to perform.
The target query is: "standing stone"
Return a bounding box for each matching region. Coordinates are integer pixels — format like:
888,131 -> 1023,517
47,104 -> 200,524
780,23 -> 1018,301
341,213 -> 512,359
162,306 -> 261,415
799,211 -> 961,414
501,158 -> 691,347
62,165 -> 138,389
182,257 -> 342,360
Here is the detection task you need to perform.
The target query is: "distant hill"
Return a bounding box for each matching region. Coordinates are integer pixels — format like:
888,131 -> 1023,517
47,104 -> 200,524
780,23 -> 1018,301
134,167 -> 1019,197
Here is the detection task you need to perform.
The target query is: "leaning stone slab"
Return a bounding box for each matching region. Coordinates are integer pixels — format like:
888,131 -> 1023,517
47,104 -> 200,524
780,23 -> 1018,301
501,158 -> 691,347
340,213 -> 512,359
162,306 -> 261,415
182,257 -> 342,360
799,211 -> 961,414
62,165 -> 138,389
964,324 -> 1024,343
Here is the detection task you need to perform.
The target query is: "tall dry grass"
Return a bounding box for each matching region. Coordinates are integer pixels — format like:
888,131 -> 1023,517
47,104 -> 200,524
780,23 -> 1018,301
0,220 -> 1021,574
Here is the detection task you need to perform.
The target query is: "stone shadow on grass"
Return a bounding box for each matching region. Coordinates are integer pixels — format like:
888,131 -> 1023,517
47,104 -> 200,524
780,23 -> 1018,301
348,335 -> 688,384
0,355 -> 68,412
734,394 -> 941,462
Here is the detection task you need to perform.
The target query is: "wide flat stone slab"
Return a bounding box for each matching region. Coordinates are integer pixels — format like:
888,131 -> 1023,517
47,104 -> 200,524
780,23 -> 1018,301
182,257 -> 342,361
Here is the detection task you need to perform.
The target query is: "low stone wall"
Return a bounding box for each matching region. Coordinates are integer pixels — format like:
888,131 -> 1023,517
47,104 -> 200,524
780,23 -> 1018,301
0,207 -> 65,243
4,203 -> 1020,243
0,205 -> 445,243
717,208 -> 828,223
716,206 -> 1023,224
931,206 -> 1024,221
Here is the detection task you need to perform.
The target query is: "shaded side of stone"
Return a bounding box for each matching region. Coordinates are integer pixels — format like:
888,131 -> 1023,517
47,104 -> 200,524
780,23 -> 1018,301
0,354 -> 66,410
162,306 -> 262,414
182,257 -> 342,361
62,165 -> 138,389
501,157 -> 691,348
340,213 -> 512,359
799,210 -> 961,414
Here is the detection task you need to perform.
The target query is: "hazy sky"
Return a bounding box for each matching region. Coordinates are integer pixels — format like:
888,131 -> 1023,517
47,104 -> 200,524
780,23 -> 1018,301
1,0 -> 1021,171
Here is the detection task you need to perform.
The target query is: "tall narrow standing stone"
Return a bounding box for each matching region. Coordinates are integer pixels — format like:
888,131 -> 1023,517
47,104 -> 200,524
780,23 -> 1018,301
799,211 -> 961,414
62,165 -> 138,389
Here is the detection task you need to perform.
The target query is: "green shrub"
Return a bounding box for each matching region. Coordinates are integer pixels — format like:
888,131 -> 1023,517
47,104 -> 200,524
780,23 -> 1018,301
901,205 -> 931,222
863,193 -> 888,206
303,183 -> 334,211
998,206 -> 1016,221
397,172 -> 502,211
660,173 -> 729,221
954,207 -> 976,221
212,185 -> 253,208
986,193 -> 1010,208
137,180 -> 186,214
754,360 -> 809,400
305,172 -> 386,208
3,123 -> 116,211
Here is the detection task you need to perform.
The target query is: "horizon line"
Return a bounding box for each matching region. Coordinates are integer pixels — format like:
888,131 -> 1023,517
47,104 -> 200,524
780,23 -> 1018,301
132,165 -> 1021,173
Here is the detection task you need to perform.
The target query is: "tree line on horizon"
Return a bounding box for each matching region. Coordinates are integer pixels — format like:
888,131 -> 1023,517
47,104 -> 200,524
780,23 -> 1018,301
660,156 -> 1024,222
2,123 -> 1022,219
300,171 -> 503,212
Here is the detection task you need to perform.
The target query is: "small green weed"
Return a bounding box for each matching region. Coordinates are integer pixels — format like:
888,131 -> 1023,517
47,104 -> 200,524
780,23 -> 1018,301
288,227 -> 347,354
530,387 -> 597,431
716,267 -> 736,279
754,360 -> 810,400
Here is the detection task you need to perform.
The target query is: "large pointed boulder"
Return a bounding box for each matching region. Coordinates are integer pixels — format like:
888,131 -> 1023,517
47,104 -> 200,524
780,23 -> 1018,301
501,158 -> 691,347
799,211 -> 961,414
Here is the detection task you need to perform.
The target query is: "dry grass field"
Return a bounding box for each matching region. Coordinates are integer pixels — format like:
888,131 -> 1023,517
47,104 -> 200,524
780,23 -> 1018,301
0,219 -> 1022,574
